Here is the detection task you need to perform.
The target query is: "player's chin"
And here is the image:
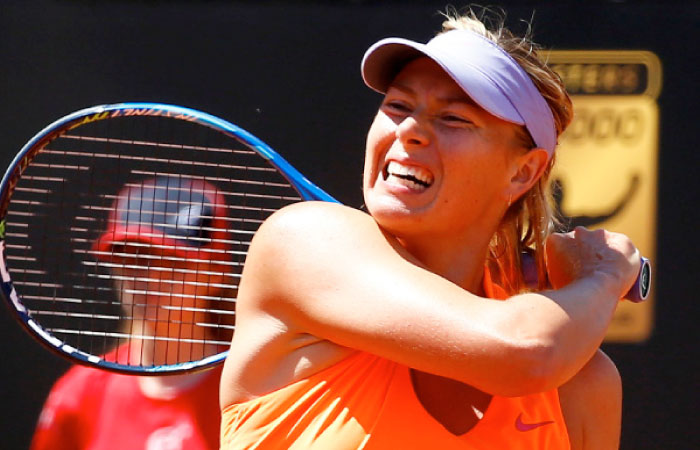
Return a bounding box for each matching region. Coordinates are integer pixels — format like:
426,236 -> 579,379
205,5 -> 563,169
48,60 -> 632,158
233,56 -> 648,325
365,192 -> 431,230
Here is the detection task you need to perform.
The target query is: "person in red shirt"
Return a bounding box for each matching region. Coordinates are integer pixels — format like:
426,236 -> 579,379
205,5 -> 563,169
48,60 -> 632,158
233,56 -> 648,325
32,176 -> 234,450
31,363 -> 222,450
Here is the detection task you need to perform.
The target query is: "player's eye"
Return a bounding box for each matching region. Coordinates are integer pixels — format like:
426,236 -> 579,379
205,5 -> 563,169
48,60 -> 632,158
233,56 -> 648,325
441,113 -> 472,125
382,100 -> 412,114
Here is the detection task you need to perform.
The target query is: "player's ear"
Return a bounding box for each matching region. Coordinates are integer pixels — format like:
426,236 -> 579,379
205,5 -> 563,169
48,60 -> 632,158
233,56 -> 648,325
507,148 -> 549,200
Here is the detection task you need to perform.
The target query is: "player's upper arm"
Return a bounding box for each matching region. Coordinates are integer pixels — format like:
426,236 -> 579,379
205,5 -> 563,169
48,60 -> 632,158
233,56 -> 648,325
559,349 -> 622,450
238,201 -> 556,396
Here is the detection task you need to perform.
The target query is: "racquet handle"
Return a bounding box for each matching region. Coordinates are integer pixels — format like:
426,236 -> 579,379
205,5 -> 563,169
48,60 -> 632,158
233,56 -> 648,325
522,254 -> 651,302
627,256 -> 651,302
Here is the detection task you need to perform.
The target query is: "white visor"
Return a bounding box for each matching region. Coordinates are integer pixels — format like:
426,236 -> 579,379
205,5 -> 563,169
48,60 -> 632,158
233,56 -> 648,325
361,29 -> 557,156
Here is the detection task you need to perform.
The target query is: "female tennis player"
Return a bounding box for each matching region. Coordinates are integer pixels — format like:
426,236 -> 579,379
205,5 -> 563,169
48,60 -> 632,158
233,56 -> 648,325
220,9 -> 638,450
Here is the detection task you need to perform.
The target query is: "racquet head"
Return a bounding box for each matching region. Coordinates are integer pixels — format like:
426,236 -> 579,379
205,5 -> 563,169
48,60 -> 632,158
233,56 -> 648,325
0,103 -> 336,374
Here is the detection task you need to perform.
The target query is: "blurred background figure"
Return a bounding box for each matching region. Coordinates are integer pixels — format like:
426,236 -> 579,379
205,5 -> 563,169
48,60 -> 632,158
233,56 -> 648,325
31,176 -> 235,450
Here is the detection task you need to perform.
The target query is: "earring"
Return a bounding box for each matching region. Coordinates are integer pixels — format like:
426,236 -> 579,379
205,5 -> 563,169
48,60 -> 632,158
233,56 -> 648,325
507,194 -> 512,207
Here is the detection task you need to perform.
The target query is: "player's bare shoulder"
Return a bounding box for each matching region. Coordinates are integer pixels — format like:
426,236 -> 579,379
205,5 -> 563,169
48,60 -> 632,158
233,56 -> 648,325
248,201 -> 376,263
259,201 -> 371,236
239,202 -> 375,309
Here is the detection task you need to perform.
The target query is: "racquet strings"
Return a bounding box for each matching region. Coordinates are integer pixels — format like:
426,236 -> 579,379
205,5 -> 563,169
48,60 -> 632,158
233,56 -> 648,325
3,113 -> 302,369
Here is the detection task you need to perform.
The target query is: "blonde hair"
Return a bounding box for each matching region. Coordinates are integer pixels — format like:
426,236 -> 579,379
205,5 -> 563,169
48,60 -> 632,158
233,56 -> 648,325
440,6 -> 574,293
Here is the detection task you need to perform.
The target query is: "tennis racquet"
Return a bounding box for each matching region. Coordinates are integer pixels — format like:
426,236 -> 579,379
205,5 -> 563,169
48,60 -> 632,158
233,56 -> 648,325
0,103 -> 651,375
0,103 -> 336,375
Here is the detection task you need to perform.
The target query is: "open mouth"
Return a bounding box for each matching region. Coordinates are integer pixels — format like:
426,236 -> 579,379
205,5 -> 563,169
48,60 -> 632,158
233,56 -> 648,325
383,161 -> 434,190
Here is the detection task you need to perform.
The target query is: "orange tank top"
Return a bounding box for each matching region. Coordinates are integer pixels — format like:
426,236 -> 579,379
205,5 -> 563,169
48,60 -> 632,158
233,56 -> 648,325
221,272 -> 571,449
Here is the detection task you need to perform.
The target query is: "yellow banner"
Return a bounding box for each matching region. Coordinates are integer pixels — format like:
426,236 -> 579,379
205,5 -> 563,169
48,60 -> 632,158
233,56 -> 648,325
547,51 -> 661,342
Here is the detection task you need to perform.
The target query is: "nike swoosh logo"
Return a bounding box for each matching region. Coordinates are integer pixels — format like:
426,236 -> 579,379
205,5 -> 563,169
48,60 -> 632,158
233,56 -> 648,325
515,413 -> 554,431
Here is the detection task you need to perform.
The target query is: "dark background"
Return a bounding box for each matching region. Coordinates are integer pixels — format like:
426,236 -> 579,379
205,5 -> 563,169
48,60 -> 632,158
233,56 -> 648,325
1,1 -> 697,449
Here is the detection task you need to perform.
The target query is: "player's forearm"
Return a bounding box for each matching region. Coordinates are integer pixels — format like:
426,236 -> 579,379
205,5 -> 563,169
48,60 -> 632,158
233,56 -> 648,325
498,273 -> 620,393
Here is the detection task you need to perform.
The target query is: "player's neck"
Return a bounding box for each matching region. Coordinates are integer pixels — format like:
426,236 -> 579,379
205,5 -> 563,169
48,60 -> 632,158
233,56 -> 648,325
399,233 -> 490,294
